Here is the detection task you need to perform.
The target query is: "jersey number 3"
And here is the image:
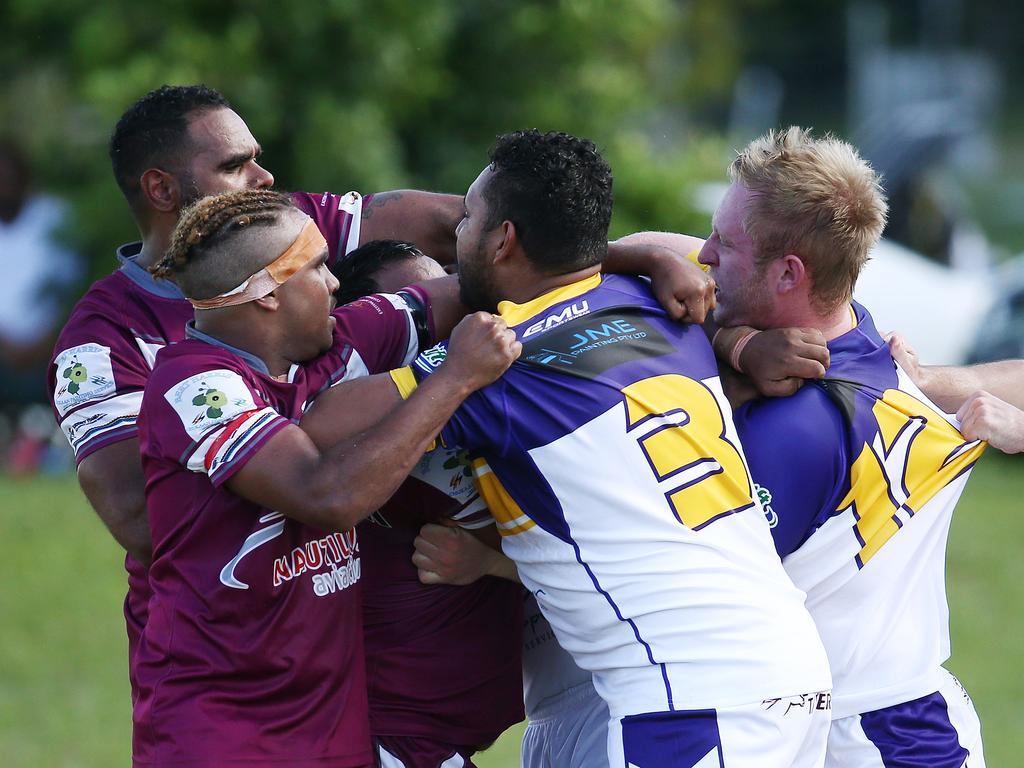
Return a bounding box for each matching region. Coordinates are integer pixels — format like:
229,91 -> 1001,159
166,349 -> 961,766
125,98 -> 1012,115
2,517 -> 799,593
622,374 -> 754,530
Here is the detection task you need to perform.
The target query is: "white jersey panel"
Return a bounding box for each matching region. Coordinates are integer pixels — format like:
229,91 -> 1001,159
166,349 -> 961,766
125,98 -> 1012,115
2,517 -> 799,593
782,367 -> 979,718
503,375 -> 831,717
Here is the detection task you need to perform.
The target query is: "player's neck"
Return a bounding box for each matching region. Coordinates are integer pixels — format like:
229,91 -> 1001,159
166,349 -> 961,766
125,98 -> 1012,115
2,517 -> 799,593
510,264 -> 601,305
817,303 -> 857,341
195,312 -> 291,378
134,212 -> 177,270
769,302 -> 855,341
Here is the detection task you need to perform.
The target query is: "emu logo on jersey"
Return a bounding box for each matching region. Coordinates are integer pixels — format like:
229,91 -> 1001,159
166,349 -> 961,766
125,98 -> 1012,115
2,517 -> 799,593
165,369 -> 257,441
522,300 -> 590,338
53,343 -> 117,415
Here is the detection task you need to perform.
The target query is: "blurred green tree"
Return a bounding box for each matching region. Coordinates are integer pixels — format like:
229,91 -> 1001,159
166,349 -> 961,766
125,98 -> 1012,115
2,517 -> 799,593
0,0 -> 746,284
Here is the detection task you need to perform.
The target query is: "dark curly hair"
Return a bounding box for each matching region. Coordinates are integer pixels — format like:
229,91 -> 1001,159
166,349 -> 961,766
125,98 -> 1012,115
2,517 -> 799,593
484,129 -> 612,273
109,84 -> 230,206
332,240 -> 427,305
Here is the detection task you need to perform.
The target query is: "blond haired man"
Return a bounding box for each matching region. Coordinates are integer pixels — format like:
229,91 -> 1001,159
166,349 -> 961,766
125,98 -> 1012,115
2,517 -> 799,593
698,127 -> 987,767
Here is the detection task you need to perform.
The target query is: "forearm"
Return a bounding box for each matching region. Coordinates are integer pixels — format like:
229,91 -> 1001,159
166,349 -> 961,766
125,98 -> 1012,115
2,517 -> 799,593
610,231 -> 705,259
604,232 -> 704,276
605,232 -> 713,323
410,274 -> 469,342
917,361 -> 1024,412
361,191 -> 462,266
304,369 -> 475,529
485,549 -> 521,583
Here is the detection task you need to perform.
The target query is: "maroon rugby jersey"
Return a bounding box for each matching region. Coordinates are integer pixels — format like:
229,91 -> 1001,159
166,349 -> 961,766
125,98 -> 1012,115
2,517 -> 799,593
47,191 -> 367,704
48,244 -> 195,705
361,448 -> 524,750
134,292 -> 422,767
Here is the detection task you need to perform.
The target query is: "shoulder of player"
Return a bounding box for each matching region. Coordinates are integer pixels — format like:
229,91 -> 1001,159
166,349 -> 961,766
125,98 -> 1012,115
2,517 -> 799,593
146,342 -> 251,398
290,189 -> 363,229
59,273 -> 131,329
736,384 -> 846,457
50,277 -> 141,373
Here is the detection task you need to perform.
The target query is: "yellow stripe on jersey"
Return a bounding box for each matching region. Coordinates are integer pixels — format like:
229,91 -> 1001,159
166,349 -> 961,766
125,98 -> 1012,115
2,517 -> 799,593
389,366 -> 418,400
686,249 -> 709,272
497,273 -> 602,327
839,388 -> 986,567
472,458 -> 535,536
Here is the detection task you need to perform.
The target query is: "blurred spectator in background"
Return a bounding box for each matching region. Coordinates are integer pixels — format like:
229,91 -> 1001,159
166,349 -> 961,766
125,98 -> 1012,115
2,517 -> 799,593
0,139 -> 80,472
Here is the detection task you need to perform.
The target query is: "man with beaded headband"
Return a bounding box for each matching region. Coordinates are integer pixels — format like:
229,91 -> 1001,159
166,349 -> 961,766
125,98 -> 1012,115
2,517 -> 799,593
134,188 -> 520,767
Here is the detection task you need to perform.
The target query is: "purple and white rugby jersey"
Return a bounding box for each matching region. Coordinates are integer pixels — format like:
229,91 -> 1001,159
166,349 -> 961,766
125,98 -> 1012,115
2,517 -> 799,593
47,191 -> 367,706
392,273 -> 830,720
133,292 -> 423,767
734,302 -> 986,719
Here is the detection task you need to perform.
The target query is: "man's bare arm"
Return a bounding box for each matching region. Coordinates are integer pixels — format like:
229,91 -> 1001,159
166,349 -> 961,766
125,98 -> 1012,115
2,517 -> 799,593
888,333 -> 1024,412
956,392 -> 1024,453
299,373 -> 403,451
605,232 -> 714,323
228,313 -> 521,531
361,191 -> 463,266
77,439 -> 152,565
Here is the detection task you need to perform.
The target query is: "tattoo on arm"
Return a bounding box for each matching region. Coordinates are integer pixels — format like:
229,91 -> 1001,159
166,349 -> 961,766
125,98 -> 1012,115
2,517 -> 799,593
362,190 -> 405,220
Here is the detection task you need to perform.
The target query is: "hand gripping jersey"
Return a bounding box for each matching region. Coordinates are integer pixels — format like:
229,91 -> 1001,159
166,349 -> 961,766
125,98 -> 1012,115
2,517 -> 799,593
47,191 -> 366,702
733,302 -> 986,719
394,273 -> 830,719
360,446 -> 524,750
134,291 -> 423,767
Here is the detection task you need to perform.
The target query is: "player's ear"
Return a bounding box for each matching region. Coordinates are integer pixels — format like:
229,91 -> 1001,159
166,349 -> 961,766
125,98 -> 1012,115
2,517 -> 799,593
254,291 -> 280,312
776,253 -> 807,294
139,168 -> 180,214
494,220 -> 518,265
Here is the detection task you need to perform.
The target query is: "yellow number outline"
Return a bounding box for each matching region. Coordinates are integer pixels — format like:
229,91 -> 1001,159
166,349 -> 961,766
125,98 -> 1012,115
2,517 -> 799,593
621,374 -> 754,530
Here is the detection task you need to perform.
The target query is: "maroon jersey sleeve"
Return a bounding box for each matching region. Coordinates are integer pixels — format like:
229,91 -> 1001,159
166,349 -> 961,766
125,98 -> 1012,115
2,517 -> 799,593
290,190 -> 368,267
49,300 -> 152,463
300,291 -> 426,400
144,355 -> 291,488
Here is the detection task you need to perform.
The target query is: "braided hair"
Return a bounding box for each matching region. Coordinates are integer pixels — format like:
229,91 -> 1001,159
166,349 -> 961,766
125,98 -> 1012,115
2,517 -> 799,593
151,189 -> 298,300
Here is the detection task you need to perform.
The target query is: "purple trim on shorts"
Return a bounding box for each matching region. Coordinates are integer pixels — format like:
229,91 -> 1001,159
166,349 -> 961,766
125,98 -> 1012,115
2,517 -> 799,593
621,709 -> 724,768
859,690 -> 969,767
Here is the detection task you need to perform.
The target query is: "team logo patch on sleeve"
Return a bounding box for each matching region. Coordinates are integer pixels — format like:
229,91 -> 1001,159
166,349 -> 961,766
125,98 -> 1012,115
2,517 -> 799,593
53,343 -> 117,416
164,369 -> 259,442
413,344 -> 447,375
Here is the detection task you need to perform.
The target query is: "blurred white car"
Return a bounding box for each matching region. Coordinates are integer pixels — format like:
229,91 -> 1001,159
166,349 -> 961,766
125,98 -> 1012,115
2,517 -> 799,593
854,238 -> 995,365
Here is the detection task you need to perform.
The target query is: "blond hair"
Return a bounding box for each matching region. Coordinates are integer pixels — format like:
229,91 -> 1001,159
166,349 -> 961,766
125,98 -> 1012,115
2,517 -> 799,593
730,127 -> 888,313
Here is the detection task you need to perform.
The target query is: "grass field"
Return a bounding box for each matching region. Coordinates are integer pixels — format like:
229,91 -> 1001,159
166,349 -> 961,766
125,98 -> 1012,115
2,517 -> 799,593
1,453 -> 1021,767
